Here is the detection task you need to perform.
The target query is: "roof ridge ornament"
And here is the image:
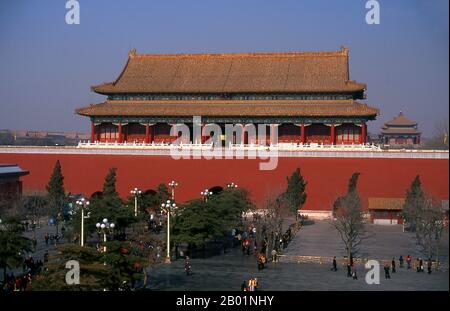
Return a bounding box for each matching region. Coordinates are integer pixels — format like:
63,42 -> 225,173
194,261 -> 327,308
340,46 -> 349,55
129,48 -> 137,57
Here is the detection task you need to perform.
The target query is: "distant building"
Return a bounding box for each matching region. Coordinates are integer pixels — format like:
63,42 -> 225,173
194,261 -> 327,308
380,112 -> 421,146
0,164 -> 29,213
368,197 -> 404,225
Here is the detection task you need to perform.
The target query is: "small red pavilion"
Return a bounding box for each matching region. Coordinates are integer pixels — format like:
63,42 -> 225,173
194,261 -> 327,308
380,112 -> 421,146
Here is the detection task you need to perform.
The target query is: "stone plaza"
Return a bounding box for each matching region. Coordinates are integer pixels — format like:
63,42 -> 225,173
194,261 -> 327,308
147,221 -> 449,291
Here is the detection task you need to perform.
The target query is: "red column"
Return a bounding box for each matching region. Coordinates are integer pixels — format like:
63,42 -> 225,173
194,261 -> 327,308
91,122 -> 95,143
365,123 -> 368,143
300,124 -> 305,143
152,124 -> 156,143
118,123 -> 123,143
360,122 -> 366,144
330,124 -> 335,145
201,124 -> 205,143
241,125 -> 246,144
145,124 -> 150,144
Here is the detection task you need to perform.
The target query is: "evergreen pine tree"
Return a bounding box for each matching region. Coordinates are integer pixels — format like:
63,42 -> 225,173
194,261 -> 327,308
347,172 -> 360,193
46,160 -> 65,217
103,168 -> 119,200
157,183 -> 170,203
283,168 -> 307,216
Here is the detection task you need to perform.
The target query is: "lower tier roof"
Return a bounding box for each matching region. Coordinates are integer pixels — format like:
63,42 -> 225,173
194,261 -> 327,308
76,99 -> 378,118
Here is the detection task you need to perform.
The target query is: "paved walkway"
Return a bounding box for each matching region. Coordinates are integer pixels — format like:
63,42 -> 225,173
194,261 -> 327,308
285,221 -> 449,263
146,246 -> 449,291
146,221 -> 449,291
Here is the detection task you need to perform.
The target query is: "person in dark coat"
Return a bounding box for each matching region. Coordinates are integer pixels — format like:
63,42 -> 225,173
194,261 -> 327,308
346,263 -> 352,277
384,263 -> 391,279
331,256 -> 338,271
427,258 -> 432,274
391,258 -> 396,273
419,258 -> 424,272
241,280 -> 247,291
399,255 -> 404,268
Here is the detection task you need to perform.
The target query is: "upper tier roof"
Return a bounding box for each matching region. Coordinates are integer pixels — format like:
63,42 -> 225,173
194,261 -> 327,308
92,47 -> 366,94
384,112 -> 418,127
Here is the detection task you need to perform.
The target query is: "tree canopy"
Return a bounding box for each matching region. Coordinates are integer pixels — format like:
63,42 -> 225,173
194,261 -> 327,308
172,188 -> 253,247
70,168 -> 134,237
32,242 -> 143,291
0,217 -> 33,283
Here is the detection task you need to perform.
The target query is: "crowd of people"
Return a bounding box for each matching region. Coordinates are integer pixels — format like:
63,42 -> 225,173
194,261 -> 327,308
235,220 -> 300,271
241,278 -> 259,291
2,255 -> 44,292
44,231 -> 64,246
331,254 -> 437,280
2,273 -> 33,292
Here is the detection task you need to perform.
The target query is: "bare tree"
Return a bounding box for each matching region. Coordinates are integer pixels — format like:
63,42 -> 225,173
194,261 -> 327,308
414,198 -> 446,265
423,119 -> 449,150
331,173 -> 366,264
257,189 -> 289,258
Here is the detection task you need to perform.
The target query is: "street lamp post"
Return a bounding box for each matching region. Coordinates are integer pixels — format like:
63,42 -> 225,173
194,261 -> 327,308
130,187 -> 142,217
168,180 -> 178,200
75,198 -> 90,247
200,189 -> 212,202
161,200 -> 177,263
96,218 -> 115,252
227,182 -> 238,189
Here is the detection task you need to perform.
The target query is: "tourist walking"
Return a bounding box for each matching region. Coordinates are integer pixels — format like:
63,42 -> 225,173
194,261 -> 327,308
406,255 -> 412,269
391,258 -> 396,273
44,233 -> 49,246
427,258 -> 432,274
419,258 -> 424,272
271,249 -> 277,263
399,255 -> 404,268
352,265 -> 358,280
346,263 -> 352,277
384,263 -> 391,279
331,256 -> 338,271
241,280 -> 247,291
184,257 -> 191,276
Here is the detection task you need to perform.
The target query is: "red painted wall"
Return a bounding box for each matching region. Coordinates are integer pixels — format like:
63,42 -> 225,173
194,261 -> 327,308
0,153 -> 447,211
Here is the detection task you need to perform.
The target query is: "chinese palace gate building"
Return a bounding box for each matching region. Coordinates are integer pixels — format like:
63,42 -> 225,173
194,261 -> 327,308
76,47 -> 379,145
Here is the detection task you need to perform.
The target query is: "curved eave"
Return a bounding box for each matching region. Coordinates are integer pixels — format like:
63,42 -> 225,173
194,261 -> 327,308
91,85 -> 366,95
76,100 -> 379,119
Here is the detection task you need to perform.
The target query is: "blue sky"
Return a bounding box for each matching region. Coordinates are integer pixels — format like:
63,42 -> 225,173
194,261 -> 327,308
0,0 -> 448,136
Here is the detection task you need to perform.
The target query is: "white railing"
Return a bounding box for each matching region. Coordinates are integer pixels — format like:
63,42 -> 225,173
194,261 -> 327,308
76,140 -> 383,152
0,143 -> 448,159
